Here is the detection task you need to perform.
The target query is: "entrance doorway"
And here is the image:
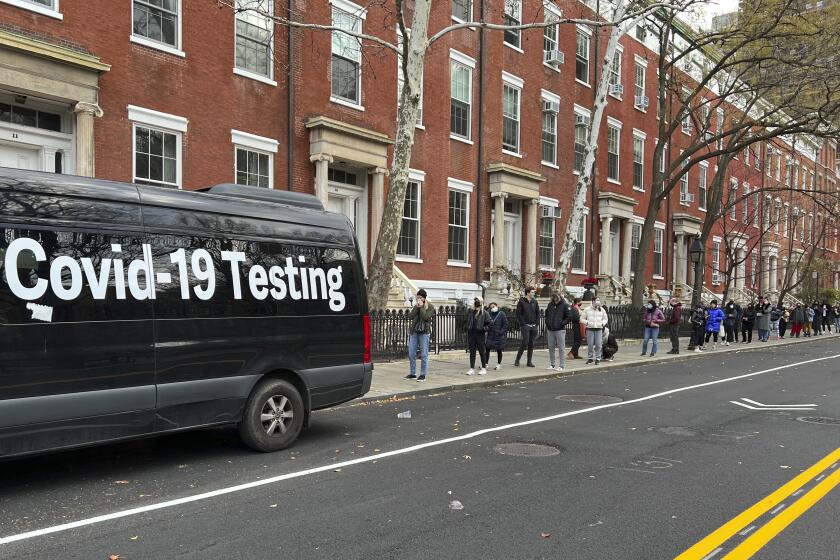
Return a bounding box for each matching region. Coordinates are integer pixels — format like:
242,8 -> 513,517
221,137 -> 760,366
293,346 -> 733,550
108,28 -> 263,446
325,167 -> 368,268
491,199 -> 522,274
0,143 -> 40,170
610,219 -> 620,277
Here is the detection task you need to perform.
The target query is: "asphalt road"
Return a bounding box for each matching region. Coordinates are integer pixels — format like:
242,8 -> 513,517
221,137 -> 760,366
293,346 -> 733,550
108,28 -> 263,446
1,338 -> 839,559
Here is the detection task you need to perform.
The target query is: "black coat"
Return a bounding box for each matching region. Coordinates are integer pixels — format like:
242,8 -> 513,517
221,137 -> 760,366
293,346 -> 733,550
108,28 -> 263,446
602,335 -> 618,359
741,307 -> 756,327
466,308 -> 492,333
545,300 -> 571,331
516,297 -> 540,328
486,310 -> 508,350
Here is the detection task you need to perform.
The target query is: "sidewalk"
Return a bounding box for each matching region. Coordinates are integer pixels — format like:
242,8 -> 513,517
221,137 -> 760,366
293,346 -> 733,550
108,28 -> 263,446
364,333 -> 839,403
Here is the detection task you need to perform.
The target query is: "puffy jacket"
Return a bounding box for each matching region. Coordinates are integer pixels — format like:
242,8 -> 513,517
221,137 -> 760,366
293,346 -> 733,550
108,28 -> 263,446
466,308 -> 492,333
643,307 -> 666,328
545,300 -> 571,331
486,310 -> 508,350
581,305 -> 609,329
724,304 -> 739,326
705,307 -> 725,333
516,297 -> 540,328
791,307 -> 805,324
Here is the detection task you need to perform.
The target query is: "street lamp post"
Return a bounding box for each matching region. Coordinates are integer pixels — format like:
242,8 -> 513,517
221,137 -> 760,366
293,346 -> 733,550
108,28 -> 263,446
812,270 -> 819,305
687,237 -> 705,350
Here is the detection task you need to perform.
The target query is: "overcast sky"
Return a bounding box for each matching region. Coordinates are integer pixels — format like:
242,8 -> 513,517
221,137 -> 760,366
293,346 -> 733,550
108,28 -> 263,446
698,0 -> 741,27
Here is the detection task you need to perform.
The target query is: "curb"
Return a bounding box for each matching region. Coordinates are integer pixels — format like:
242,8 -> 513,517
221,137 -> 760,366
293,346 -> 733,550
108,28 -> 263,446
350,333 -> 840,407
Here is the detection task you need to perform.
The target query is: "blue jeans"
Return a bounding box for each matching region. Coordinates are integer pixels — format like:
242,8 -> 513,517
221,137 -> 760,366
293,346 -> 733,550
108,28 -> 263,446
408,333 -> 430,377
642,327 -> 660,355
758,329 -> 769,341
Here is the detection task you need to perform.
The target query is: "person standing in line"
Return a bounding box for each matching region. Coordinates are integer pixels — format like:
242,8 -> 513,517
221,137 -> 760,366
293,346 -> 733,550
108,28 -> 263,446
811,302 -> 822,336
734,301 -> 744,342
465,297 -> 491,376
779,306 -> 789,339
484,302 -> 508,371
514,287 -> 540,367
805,304 -> 815,337
568,298 -> 583,359
822,301 -> 832,333
601,327 -> 619,361
704,300 -> 725,350
406,289 -> 435,382
666,299 -> 683,354
691,304 -> 707,351
545,292 -> 571,371
723,300 -> 738,346
770,305 -> 782,340
833,303 -> 840,333
641,300 -> 666,357
581,299 -> 609,364
756,297 -> 772,342
790,304 -> 805,338
741,303 -> 756,343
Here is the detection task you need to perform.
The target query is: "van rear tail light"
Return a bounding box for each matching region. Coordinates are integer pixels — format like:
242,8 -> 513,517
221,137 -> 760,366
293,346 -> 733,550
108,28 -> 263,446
362,314 -> 371,363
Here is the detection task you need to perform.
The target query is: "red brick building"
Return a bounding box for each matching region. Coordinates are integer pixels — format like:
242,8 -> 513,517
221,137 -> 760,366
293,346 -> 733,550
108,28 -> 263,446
1,0 -> 837,305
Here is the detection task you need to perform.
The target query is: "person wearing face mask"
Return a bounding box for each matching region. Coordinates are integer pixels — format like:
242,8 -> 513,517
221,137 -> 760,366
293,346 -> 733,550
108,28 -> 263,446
484,302 -> 509,371
666,299 -> 683,354
723,300 -> 738,346
514,287 -> 540,367
691,304 -> 707,351
641,299 -> 666,357
601,326 -> 619,361
545,292 -> 572,371
704,300 -> 725,350
580,299 -> 609,364
568,298 -> 583,359
465,297 -> 491,376
755,297 -> 771,342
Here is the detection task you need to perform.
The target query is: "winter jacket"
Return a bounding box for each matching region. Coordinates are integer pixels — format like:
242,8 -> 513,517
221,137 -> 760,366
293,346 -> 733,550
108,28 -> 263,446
580,305 -> 609,330
755,303 -> 771,331
741,307 -> 756,326
668,304 -> 683,326
466,308 -> 492,333
724,304 -> 739,327
770,308 -> 782,322
409,302 -> 435,335
602,335 -> 619,359
545,300 -> 571,331
691,309 -> 706,328
705,307 -> 725,333
791,307 -> 805,324
806,307 -> 816,322
486,310 -> 509,350
516,297 -> 540,329
643,307 -> 666,328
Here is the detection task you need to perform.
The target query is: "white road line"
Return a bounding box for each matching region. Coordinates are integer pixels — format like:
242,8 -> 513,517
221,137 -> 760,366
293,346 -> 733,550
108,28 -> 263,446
702,547 -> 724,559
739,525 -> 757,536
792,489 -> 805,497
730,401 -> 816,411
2,353 -> 838,546
770,503 -> 787,515
740,398 -> 818,408
816,474 -> 826,481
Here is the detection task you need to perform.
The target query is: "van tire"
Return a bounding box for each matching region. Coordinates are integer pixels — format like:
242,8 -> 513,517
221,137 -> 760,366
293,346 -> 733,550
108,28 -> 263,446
239,378 -> 305,452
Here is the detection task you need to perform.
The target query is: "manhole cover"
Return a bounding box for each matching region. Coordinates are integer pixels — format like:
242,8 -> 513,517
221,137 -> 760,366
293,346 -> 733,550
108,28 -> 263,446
796,417 -> 840,425
494,443 -> 562,457
555,394 -> 623,404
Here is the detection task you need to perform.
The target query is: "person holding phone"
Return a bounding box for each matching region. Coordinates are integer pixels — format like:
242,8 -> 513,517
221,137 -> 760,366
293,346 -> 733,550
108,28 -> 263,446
406,289 -> 435,382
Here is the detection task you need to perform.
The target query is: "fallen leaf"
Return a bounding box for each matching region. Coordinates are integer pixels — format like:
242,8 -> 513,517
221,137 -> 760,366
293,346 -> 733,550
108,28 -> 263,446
269,504 -> 278,508
540,532 -> 551,539
114,481 -> 129,485
130,536 -> 139,541
109,555 -> 121,560
334,469 -> 342,472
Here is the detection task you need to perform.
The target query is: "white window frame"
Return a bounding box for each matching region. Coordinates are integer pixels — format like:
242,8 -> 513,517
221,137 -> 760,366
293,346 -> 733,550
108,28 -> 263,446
742,184 -> 750,225
573,105 -> 591,174
329,0 -> 367,110
712,237 -> 721,284
679,150 -> 690,206
131,0 -> 185,58
729,178 -> 738,221
698,161 -> 708,211
681,88 -> 693,134
541,90 -> 560,168
451,0 -> 472,22
630,219 -> 642,275
543,3 -> 562,71
571,208 -> 589,273
233,0 -> 276,86
653,226 -> 665,279
633,56 -> 647,111
447,178 -> 473,267
608,46 -> 624,98
783,202 -> 790,237
397,170 -> 425,262
503,0 -> 523,51
632,129 -> 645,191
449,50 -> 475,143
129,105 -> 187,189
575,26 -> 591,86
1,0 -> 62,19
539,198 -> 558,270
606,117 -> 622,184
502,72 -> 523,156
231,129 -> 278,189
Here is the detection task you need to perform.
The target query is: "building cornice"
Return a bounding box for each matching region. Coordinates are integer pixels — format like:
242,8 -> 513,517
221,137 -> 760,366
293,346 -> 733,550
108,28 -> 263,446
0,29 -> 110,73
486,162 -> 545,183
305,116 -> 392,145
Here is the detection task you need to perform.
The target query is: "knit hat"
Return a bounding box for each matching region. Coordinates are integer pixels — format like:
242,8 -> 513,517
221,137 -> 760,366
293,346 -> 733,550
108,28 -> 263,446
417,289 -> 427,298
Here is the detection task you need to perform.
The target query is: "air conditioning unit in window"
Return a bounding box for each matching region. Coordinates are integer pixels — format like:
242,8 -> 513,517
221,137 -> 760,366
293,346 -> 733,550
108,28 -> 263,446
542,205 -> 562,219
766,147 -> 776,155
542,100 -> 560,114
575,114 -> 591,126
634,95 -> 650,108
680,192 -> 695,204
610,84 -> 624,96
544,49 -> 565,65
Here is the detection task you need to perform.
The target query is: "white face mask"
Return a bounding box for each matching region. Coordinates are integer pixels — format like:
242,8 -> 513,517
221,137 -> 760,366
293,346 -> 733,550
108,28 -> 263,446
490,306 -> 498,313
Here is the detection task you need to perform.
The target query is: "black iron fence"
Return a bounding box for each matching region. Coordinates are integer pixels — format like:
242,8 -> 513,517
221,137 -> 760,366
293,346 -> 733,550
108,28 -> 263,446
370,305 -> 693,361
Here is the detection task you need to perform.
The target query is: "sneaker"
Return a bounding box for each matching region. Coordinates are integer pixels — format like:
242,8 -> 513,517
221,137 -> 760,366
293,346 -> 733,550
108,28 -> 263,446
478,368 -> 487,376
494,364 -> 502,371
595,359 -> 600,365
695,348 -> 701,352
513,361 -> 520,367
546,365 -> 556,371
586,359 -> 594,364
417,376 -> 426,382
557,366 -> 565,371
608,358 -> 614,362
526,363 -> 536,368
650,353 -> 656,357
640,352 -> 647,356
405,374 -> 417,379
466,369 -> 475,376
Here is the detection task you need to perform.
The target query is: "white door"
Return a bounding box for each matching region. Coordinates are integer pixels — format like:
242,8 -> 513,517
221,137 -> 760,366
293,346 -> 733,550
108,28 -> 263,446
610,220 -> 620,277
0,143 -> 40,171
505,213 -> 521,273
326,182 -> 367,268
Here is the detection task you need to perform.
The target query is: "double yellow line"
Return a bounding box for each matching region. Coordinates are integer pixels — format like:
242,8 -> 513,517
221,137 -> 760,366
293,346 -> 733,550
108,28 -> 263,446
677,447 -> 840,560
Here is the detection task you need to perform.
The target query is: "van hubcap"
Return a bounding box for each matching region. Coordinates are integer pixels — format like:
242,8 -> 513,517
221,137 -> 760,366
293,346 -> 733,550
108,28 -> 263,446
260,395 -> 293,436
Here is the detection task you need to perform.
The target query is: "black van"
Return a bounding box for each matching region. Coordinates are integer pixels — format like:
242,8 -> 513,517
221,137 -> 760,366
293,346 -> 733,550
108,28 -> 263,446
0,168 -> 372,458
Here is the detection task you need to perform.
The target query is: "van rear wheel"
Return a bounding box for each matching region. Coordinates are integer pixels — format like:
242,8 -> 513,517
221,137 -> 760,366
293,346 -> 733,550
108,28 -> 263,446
239,379 -> 305,452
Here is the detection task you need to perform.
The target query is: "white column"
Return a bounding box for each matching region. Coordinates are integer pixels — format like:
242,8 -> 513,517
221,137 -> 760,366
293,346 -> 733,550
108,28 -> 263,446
675,233 -> 686,285
736,249 -> 745,290
770,256 -> 778,292
310,154 -> 333,206
761,254 -> 770,295
493,193 -> 507,269
369,167 -> 387,248
526,198 -> 539,275
74,102 -> 103,178
600,216 -> 612,275
622,219 -> 633,282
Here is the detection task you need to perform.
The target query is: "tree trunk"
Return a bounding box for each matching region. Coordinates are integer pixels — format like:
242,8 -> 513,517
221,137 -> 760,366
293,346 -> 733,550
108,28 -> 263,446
365,0 -> 431,309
